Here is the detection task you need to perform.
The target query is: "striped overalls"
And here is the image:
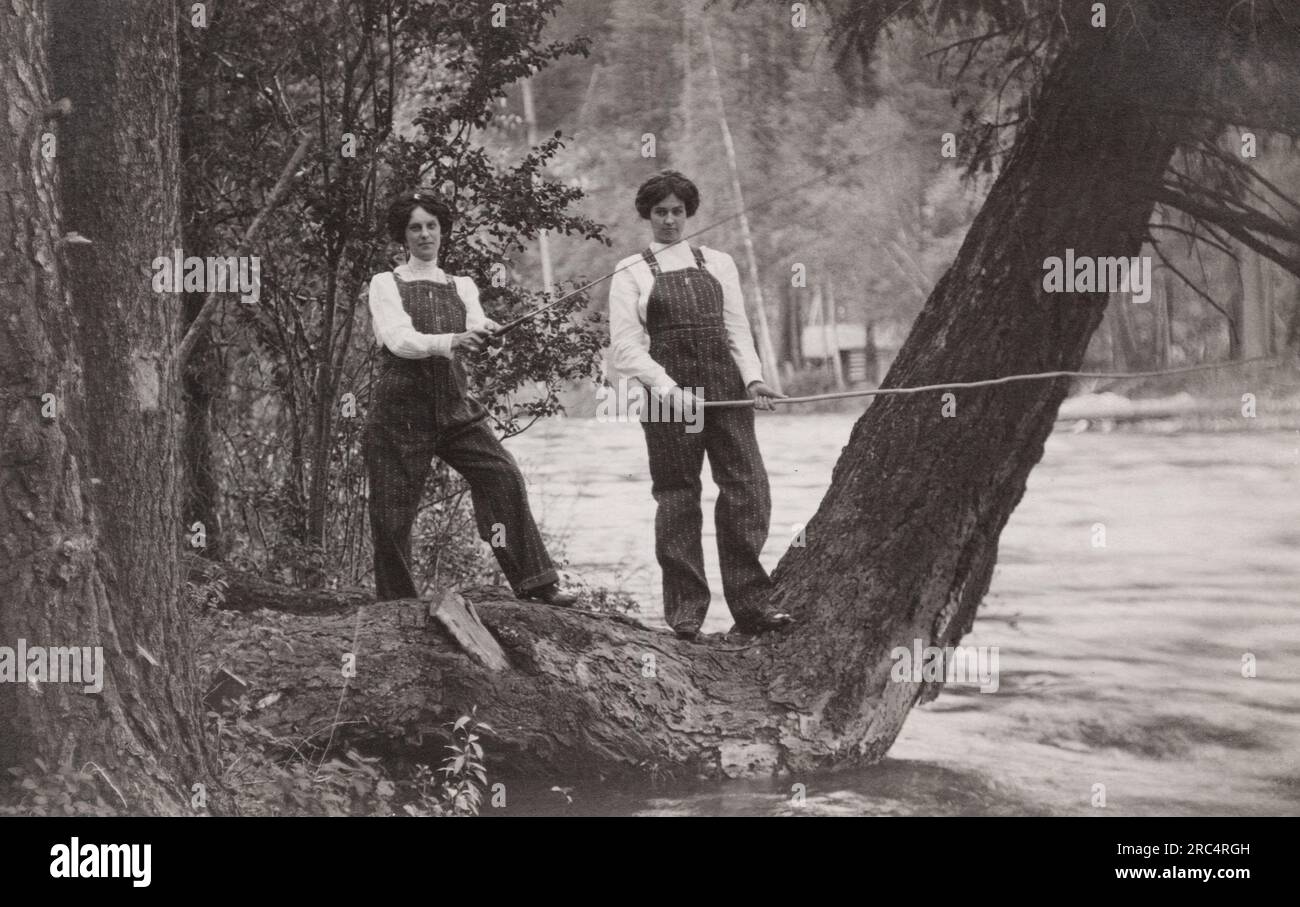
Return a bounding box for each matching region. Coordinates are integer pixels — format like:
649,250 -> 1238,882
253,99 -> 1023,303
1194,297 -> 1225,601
639,247 -> 773,633
363,273 -> 557,601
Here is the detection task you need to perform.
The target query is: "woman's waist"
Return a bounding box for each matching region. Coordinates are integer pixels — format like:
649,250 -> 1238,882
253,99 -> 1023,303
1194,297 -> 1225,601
648,323 -> 729,340
650,348 -> 745,385
376,353 -> 463,383
380,348 -> 456,366
400,319 -> 465,334
372,360 -> 483,407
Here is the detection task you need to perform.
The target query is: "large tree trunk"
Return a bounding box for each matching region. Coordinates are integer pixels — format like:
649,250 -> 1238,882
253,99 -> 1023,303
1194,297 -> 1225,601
178,85 -> 228,561
761,10 -> 1214,768
0,0 -> 220,812
193,5 -> 1223,779
176,21 -> 239,564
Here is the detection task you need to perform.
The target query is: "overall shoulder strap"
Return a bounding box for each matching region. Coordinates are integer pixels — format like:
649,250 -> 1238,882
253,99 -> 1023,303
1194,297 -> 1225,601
447,274 -> 470,301
640,248 -> 661,276
691,246 -> 707,271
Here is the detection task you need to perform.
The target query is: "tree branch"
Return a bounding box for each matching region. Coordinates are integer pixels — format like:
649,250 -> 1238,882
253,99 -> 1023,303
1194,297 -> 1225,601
1148,240 -> 1238,346
1191,137 -> 1300,216
1154,185 -> 1300,282
1149,220 -> 1235,258
174,131 -> 313,370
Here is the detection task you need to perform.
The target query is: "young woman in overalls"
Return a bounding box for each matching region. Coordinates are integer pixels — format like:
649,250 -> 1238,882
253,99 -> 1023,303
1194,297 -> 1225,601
607,171 -> 793,641
364,191 -> 576,607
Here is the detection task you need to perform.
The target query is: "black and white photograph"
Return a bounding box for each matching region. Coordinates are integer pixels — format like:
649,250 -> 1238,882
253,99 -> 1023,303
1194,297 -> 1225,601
1,0 -> 1297,852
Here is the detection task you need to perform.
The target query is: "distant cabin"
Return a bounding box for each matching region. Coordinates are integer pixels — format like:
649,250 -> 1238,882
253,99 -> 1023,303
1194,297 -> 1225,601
801,323 -> 867,384
798,318 -> 907,385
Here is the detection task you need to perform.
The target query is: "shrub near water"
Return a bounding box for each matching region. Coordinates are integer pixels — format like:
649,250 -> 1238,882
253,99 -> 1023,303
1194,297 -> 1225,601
217,702 -> 492,817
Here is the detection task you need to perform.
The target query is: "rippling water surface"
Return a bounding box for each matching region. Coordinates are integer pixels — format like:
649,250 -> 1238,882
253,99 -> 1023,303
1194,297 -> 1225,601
501,414 -> 1300,816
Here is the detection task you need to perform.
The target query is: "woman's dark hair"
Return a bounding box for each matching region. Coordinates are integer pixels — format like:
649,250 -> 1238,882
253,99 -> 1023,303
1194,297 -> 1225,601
386,190 -> 454,245
634,170 -> 700,219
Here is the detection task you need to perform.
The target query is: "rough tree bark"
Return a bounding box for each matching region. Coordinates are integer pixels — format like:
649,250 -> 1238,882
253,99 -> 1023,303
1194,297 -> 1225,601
0,0 -> 220,812
761,9 -> 1218,769
177,26 -> 232,563
192,4 -> 1234,780
179,134 -> 227,561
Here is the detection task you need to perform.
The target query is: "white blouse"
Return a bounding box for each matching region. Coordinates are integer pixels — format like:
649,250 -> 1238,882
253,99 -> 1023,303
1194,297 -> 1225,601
606,241 -> 765,390
367,256 -> 486,359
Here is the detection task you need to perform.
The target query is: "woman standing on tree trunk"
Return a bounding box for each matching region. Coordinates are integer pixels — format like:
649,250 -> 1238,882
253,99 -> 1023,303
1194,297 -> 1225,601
364,191 -> 576,608
607,171 -> 792,641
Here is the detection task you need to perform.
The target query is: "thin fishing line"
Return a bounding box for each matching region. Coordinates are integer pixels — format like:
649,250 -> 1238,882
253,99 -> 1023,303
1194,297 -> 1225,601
698,354 -> 1292,408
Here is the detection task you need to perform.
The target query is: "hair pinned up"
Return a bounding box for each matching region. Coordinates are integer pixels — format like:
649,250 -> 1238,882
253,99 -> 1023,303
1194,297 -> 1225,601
385,190 -> 454,245
634,170 -> 700,219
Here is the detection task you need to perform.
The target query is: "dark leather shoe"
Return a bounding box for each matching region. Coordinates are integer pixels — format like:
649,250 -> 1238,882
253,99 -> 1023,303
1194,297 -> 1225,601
518,583 -> 579,608
732,610 -> 794,636
674,624 -> 701,642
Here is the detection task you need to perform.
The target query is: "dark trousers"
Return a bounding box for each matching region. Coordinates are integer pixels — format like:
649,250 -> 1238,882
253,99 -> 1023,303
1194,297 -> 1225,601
641,405 -> 772,631
364,418 -> 557,601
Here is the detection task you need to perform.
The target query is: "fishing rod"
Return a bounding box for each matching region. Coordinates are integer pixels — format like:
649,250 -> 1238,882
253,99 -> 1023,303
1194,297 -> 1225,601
698,355 -> 1293,408
482,137 -> 910,344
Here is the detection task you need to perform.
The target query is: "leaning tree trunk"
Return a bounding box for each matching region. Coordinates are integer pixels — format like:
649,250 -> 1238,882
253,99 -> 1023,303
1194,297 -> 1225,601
0,0 -> 220,812
761,7 -> 1220,769
193,4 -> 1226,780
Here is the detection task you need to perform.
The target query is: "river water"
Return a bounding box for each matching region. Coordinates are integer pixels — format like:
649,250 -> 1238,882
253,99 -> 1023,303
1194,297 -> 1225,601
499,413 -> 1300,816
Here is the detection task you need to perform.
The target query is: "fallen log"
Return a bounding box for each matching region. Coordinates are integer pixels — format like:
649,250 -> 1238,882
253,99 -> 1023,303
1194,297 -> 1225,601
191,557 -> 796,780
186,554 -> 367,615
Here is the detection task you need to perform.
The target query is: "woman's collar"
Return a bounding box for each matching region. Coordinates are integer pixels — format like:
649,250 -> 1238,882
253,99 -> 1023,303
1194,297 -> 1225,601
401,255 -> 446,279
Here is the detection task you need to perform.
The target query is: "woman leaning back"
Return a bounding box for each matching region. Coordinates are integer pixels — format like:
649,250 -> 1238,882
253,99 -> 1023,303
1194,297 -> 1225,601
363,190 -> 577,608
